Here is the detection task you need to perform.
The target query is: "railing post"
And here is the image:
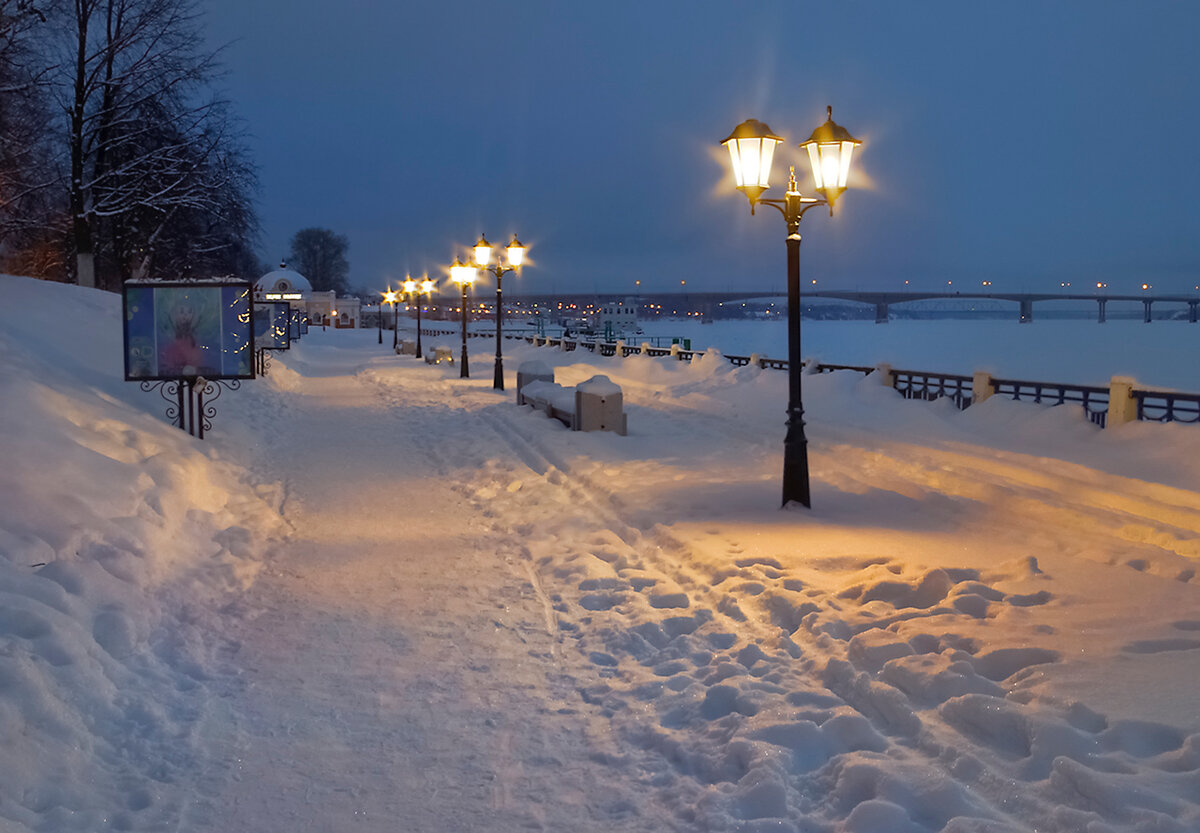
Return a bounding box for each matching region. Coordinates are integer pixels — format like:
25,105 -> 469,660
615,339 -> 626,357
972,371 -> 993,405
670,343 -> 682,360
1107,376 -> 1138,428
641,341 -> 652,355
875,362 -> 895,387
748,353 -> 762,368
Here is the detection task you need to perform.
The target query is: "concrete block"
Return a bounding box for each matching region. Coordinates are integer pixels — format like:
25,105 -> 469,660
575,375 -> 626,435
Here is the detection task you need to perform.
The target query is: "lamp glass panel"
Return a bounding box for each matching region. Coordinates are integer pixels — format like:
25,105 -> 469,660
756,138 -> 778,188
725,140 -> 745,187
819,144 -> 840,192
805,143 -> 823,188
474,244 -> 492,267
506,244 -> 525,267
421,280 -> 434,294
403,280 -> 416,294
837,142 -> 856,187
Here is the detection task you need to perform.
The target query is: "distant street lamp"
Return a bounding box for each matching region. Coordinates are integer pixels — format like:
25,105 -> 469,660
402,276 -> 434,358
375,294 -> 385,343
721,106 -> 861,508
382,288 -> 399,349
472,233 -> 527,390
449,257 -> 477,378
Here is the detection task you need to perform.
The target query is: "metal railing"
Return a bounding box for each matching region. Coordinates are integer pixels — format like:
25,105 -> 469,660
991,378 -> 1109,427
504,335 -> 1200,428
892,370 -> 974,410
1136,390 -> 1200,424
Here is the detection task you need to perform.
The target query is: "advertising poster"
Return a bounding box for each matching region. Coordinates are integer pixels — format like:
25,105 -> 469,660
123,281 -> 253,380
254,302 -> 291,350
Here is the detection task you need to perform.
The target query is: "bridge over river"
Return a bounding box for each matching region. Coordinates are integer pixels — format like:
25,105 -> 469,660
504,289 -> 1200,323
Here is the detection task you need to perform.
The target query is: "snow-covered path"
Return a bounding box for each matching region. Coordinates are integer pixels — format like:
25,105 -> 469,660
181,347 -> 669,832
173,332 -> 1200,833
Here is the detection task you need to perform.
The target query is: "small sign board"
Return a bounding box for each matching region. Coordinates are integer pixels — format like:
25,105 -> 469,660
289,308 -> 302,342
254,302 -> 291,350
123,279 -> 254,381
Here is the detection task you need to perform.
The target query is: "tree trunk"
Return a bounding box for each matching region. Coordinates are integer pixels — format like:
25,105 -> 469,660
69,0 -> 94,287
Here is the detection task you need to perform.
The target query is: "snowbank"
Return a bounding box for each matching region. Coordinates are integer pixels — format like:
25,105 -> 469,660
0,275 -> 286,831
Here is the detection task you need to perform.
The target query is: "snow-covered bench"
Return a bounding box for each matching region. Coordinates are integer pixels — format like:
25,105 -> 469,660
516,361 -> 627,435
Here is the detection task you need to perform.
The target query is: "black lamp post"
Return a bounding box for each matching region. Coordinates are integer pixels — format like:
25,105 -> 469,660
402,276 -> 434,358
721,106 -> 861,508
450,257 -> 476,378
472,233 -> 528,390
376,294 -> 384,343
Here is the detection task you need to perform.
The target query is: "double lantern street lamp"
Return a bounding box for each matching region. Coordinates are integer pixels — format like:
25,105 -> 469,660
381,288 -> 399,349
722,106 -> 861,509
402,276 -> 434,358
473,234 -> 526,390
449,257 -> 477,379
449,235 -> 528,385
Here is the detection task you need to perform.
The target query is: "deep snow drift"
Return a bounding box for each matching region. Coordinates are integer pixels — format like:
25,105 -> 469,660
2,274 -> 1199,832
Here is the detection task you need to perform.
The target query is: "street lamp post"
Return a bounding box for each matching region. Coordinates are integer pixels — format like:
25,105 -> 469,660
472,233 -> 527,390
382,288 -> 399,349
376,297 -> 384,343
721,106 -> 861,508
402,276 -> 434,358
449,257 -> 477,378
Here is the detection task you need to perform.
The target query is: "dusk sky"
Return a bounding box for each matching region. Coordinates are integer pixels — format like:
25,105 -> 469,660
203,1 -> 1200,297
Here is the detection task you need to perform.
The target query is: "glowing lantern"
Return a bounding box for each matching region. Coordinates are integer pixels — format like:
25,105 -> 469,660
799,106 -> 861,211
721,119 -> 783,204
473,235 -> 493,268
450,257 -> 476,287
506,235 -> 526,268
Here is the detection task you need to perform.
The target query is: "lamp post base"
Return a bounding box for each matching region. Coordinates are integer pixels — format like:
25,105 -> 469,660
493,358 -> 504,390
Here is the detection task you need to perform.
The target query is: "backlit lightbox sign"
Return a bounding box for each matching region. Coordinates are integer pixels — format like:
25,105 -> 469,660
254,302 -> 291,350
264,292 -> 304,300
123,279 -> 254,381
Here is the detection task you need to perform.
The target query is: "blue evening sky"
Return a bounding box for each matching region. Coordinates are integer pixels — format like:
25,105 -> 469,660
204,1 -> 1199,297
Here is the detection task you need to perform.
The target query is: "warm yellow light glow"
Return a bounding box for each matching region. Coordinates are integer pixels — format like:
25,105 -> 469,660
721,120 -> 783,195
799,107 -> 860,204
506,235 -> 526,268
450,257 -> 477,286
383,289 -> 398,305
420,278 -> 434,294
474,235 -> 493,267
402,279 -> 416,295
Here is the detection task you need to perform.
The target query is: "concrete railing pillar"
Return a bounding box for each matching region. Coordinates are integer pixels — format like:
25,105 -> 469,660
748,353 -> 762,368
641,342 -> 652,355
972,371 -> 994,404
875,362 -> 895,387
615,339 -> 626,356
1107,376 -> 1138,428
669,343 -> 682,360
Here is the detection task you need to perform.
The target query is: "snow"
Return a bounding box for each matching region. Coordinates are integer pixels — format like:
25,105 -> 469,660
2,273 -> 1200,832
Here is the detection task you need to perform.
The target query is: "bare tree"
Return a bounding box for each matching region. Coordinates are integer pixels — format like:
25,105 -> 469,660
0,0 -> 67,277
56,0 -> 257,289
288,227 -> 350,294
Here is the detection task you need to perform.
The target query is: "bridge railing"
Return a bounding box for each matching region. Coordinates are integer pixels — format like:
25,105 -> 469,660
891,369 -> 974,410
1135,390 -> 1200,425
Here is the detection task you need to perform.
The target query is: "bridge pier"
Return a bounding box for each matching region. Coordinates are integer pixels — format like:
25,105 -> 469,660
874,302 -> 889,324
1143,300 -> 1153,323
1190,301 -> 1198,323
1097,299 -> 1107,323
1019,299 -> 1033,323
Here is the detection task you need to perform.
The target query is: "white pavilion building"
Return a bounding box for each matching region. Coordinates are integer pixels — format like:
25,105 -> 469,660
254,262 -> 360,328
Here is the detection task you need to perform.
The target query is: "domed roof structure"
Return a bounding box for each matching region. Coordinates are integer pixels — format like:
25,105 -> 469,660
255,261 -> 313,296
